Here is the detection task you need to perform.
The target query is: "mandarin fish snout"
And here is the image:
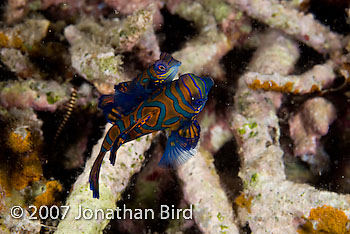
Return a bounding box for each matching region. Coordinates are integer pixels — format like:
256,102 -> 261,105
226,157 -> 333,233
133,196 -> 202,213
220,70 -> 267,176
90,70 -> 213,199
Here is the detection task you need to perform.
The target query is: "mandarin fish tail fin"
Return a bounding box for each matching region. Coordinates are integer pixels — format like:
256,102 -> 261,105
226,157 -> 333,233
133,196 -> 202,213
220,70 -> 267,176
89,151 -> 106,199
158,120 -> 200,168
89,124 -> 122,198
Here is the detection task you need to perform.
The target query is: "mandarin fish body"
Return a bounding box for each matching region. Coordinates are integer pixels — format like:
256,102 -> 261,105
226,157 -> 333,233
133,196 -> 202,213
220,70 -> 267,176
89,73 -> 214,198
98,52 -> 181,123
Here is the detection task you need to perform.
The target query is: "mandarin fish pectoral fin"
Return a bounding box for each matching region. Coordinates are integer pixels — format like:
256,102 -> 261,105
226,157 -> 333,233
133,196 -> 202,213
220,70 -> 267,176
109,111 -> 156,165
158,120 -> 201,168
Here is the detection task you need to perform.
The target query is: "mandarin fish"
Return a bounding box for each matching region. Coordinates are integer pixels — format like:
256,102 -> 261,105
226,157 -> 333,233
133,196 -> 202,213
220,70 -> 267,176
89,73 -> 214,198
98,52 -> 181,123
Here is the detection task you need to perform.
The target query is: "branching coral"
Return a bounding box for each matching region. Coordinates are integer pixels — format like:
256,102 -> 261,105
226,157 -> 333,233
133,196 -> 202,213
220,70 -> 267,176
4,0 -> 91,24
0,18 -> 50,53
231,30 -> 350,234
0,79 -> 70,112
168,0 -> 251,80
199,103 -> 233,154
1,0 -> 350,233
226,0 -> 343,54
0,48 -> 42,79
4,0 -> 28,24
64,24 -> 125,93
64,7 -> 156,93
1,210 -> 41,234
104,0 -> 164,28
289,97 -> 336,174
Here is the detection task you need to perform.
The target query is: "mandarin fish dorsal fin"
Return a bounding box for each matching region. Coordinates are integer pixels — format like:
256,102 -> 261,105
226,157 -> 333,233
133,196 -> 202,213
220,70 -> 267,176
98,82 -> 148,124
158,120 -> 200,168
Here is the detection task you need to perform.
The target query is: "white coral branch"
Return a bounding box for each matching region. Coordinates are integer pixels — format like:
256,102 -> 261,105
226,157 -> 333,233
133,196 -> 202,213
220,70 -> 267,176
54,124 -> 153,234
228,0 -> 343,53
177,148 -> 239,234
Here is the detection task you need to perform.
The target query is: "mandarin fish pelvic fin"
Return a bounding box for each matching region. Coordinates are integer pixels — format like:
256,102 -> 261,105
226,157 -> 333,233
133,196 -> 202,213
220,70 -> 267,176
109,111 -> 156,166
158,120 -> 201,168
89,151 -> 106,199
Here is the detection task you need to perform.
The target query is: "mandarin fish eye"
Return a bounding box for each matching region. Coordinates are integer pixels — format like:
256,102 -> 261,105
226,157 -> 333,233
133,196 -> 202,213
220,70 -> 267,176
158,64 -> 167,71
191,98 -> 207,107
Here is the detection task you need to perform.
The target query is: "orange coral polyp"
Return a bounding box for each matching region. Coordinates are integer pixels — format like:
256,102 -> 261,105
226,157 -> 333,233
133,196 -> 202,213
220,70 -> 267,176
33,181 -> 62,208
234,193 -> 253,213
248,79 -> 296,93
12,152 -> 43,190
0,32 -> 25,51
0,32 -> 9,48
7,129 -> 32,153
298,205 -> 350,234
248,78 -> 322,94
